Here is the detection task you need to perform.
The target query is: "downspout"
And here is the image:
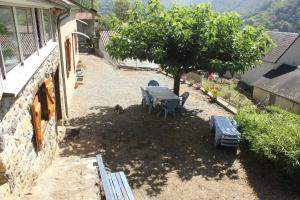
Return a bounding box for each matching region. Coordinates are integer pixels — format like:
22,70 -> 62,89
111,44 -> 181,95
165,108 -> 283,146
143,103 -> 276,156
57,9 -> 70,118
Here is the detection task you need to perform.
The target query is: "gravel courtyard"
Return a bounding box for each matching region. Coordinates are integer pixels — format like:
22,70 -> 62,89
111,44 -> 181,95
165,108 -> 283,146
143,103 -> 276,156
24,54 -> 298,200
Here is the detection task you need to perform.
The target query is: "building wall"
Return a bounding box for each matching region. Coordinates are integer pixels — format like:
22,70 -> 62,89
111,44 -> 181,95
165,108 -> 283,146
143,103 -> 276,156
59,11 -> 79,108
253,87 -> 300,114
275,95 -> 300,114
253,87 -> 270,105
0,47 -> 63,198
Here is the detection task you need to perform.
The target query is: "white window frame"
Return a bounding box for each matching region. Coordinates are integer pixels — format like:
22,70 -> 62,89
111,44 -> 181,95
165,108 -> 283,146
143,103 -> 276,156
0,5 -> 56,97
41,8 -> 52,44
0,6 -> 53,79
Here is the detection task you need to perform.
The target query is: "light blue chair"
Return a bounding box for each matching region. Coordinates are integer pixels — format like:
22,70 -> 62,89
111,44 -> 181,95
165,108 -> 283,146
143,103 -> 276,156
140,87 -> 154,113
161,99 -> 179,120
178,92 -> 190,111
148,80 -> 160,87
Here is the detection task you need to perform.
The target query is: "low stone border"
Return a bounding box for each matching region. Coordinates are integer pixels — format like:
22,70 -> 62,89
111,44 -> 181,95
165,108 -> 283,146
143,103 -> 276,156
158,70 -> 238,114
196,86 -> 237,114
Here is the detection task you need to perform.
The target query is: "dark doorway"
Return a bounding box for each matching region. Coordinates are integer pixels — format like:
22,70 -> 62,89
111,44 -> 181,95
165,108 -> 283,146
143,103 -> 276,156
54,67 -> 62,120
269,93 -> 276,105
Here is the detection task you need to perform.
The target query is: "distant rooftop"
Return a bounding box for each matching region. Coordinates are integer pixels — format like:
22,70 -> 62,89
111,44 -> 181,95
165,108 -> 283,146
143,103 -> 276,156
253,64 -> 300,103
263,31 -> 299,64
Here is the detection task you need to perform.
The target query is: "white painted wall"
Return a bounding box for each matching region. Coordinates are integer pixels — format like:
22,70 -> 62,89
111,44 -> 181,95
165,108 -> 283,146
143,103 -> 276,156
59,11 -> 79,107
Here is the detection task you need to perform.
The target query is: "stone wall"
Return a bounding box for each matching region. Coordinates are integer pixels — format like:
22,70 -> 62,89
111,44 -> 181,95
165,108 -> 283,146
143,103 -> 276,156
0,46 -> 64,198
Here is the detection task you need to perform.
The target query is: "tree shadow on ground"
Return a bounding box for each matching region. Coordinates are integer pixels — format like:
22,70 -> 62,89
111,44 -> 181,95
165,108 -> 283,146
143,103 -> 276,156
60,105 -> 238,197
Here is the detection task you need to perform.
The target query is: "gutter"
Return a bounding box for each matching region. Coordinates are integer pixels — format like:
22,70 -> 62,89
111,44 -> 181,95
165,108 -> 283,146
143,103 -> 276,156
57,9 -> 71,118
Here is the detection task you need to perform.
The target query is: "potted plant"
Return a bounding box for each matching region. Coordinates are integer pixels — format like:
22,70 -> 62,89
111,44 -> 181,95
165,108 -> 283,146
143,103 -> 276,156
211,85 -> 220,102
203,83 -> 211,94
188,79 -> 194,87
195,82 -> 201,90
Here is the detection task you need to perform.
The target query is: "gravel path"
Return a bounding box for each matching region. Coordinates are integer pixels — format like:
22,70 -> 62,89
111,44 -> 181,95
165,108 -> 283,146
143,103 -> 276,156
24,54 -> 298,200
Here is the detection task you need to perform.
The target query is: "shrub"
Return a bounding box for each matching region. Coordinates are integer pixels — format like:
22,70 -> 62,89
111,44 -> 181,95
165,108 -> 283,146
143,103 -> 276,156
235,106 -> 300,183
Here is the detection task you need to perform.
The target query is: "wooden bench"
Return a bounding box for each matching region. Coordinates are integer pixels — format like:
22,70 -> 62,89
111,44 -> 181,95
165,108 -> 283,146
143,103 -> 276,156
96,154 -> 135,200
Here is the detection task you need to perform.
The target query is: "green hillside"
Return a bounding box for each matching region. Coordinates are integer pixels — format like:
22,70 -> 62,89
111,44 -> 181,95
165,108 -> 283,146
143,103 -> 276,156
243,0 -> 300,32
98,0 -> 300,32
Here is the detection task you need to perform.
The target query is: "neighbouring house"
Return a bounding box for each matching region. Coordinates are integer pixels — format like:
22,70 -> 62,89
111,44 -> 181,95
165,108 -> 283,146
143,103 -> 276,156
241,31 -> 300,87
76,12 -> 96,52
240,31 -> 300,113
252,64 -> 300,114
0,0 -> 97,198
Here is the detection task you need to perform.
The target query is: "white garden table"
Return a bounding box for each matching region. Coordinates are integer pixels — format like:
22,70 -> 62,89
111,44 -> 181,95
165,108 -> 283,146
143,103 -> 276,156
145,86 -> 180,103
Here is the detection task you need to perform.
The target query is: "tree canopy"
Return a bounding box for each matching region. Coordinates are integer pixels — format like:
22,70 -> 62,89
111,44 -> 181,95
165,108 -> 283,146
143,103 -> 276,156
106,0 -> 274,95
113,0 -> 130,21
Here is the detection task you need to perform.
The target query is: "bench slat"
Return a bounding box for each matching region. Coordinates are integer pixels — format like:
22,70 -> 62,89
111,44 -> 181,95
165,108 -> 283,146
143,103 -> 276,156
96,155 -> 115,200
111,173 -> 126,200
119,172 -> 135,200
115,172 -> 130,200
107,174 -> 118,200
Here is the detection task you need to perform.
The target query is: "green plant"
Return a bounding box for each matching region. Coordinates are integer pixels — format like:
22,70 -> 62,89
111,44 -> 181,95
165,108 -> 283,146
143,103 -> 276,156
3,48 -> 13,58
188,79 -> 195,86
235,106 -> 300,186
203,82 -> 212,93
107,0 -> 274,95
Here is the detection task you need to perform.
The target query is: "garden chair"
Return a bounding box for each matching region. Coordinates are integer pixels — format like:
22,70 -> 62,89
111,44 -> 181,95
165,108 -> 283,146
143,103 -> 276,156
140,87 -> 154,113
148,80 -> 160,87
161,99 -> 179,120
178,92 -> 190,112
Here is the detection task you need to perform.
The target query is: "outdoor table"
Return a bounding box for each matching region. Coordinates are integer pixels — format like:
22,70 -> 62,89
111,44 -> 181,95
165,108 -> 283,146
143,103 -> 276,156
145,86 -> 180,104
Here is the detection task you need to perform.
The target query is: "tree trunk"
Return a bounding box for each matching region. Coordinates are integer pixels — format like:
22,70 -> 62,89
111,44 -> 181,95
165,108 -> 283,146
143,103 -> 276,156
173,72 -> 181,96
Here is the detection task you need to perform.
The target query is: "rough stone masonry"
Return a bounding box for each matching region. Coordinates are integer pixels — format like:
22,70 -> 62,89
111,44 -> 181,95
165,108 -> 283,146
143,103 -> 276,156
0,46 -> 64,198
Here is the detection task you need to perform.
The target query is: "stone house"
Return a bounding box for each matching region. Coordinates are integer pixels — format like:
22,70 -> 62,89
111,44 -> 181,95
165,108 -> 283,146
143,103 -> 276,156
240,31 -> 300,113
0,0 -> 97,198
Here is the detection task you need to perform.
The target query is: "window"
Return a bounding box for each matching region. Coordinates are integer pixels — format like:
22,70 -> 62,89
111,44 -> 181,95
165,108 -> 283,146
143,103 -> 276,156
42,9 -> 51,42
0,6 -> 21,72
0,6 -> 53,80
16,7 -> 36,59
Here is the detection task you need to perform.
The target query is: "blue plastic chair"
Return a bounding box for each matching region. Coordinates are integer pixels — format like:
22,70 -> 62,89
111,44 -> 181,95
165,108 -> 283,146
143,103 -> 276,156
161,99 -> 179,120
178,92 -> 190,111
140,87 -> 154,113
148,80 -> 160,87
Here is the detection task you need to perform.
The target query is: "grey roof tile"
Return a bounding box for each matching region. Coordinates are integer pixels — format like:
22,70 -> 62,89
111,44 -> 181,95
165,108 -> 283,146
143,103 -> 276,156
263,31 -> 299,63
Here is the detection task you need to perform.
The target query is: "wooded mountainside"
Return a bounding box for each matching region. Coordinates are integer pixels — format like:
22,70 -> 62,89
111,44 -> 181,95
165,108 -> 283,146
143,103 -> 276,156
98,0 -> 300,32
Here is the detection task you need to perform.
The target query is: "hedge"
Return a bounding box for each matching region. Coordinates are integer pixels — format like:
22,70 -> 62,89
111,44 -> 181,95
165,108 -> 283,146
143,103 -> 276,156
235,106 -> 300,178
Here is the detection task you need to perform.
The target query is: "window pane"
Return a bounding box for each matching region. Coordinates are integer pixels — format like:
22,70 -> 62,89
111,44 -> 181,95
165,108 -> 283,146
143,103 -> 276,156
16,8 -> 36,59
0,6 -> 21,72
43,9 -> 50,42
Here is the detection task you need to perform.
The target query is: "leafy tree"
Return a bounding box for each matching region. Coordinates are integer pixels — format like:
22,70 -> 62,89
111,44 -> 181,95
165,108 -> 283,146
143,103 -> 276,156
0,23 -> 7,34
97,14 -> 122,31
107,0 -> 273,95
113,0 -> 130,21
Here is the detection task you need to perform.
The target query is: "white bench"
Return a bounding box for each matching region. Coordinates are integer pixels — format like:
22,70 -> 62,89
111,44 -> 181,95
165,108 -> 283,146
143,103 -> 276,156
96,154 -> 135,200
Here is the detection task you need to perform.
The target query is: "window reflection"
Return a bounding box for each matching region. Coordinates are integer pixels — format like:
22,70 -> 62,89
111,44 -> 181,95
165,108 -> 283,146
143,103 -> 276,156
16,7 -> 36,59
0,6 -> 21,72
